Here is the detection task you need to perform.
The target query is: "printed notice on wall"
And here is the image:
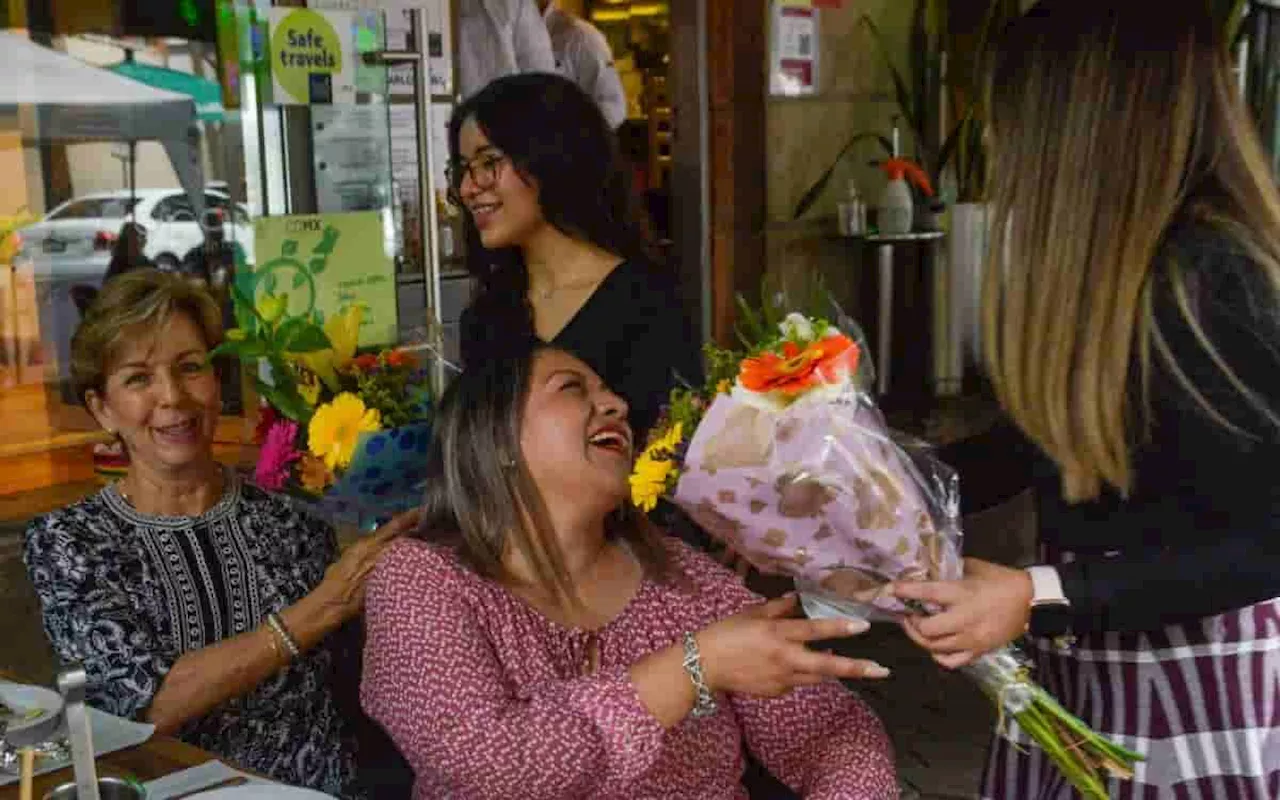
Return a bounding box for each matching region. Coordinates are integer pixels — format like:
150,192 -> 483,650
269,8 -> 359,104
253,212 -> 399,347
770,3 -> 819,97
308,0 -> 454,95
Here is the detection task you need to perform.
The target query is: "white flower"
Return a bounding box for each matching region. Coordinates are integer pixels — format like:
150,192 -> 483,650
779,312 -> 816,342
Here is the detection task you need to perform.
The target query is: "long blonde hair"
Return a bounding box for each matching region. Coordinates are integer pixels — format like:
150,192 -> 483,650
982,0 -> 1280,502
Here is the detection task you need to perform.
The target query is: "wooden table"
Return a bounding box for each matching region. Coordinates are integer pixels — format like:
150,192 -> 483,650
0,672 -> 216,800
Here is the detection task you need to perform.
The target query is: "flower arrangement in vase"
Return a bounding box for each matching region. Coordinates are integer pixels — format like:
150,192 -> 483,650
215,283 -> 434,524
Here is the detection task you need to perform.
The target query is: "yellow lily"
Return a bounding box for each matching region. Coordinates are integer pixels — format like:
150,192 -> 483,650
256,291 -> 289,327
293,304 -> 364,392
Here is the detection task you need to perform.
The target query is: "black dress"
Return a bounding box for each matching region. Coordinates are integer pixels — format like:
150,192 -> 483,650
461,259 -> 703,444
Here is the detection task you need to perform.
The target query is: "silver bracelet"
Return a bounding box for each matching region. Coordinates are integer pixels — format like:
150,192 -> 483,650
266,612 -> 301,659
682,632 -> 718,719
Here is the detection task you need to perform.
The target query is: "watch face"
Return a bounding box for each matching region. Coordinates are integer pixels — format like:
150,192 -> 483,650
1031,603 -> 1073,638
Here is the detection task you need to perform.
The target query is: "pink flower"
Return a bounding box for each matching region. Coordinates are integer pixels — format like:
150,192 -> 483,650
255,420 -> 301,491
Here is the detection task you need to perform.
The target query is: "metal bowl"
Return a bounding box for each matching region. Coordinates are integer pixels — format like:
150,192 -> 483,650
42,776 -> 146,800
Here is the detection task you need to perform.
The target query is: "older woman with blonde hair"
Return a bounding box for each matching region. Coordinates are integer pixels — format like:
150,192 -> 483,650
23,269 -> 414,798
893,2 -> 1280,798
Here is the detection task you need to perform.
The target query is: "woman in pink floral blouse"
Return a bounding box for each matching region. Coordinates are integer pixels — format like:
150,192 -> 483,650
361,344 -> 898,799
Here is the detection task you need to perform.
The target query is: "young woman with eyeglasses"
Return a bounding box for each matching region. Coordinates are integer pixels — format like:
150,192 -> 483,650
449,72 -> 700,445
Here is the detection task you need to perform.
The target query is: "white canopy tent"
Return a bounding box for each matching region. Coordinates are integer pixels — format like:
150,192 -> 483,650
0,31 -> 205,217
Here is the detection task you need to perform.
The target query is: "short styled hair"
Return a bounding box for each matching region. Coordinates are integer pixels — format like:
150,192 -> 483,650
70,268 -> 224,402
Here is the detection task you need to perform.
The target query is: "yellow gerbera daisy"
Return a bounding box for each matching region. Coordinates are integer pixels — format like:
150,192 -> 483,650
645,421 -> 684,458
629,453 -> 676,512
308,392 -> 382,471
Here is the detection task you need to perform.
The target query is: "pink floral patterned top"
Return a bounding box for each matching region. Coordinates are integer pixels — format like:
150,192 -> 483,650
361,536 -> 897,800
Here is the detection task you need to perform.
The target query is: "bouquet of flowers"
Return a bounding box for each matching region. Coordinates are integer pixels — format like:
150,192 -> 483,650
631,297 -> 1143,799
215,284 -> 434,525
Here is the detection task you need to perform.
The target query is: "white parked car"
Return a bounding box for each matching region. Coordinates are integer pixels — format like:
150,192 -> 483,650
15,188 -> 254,279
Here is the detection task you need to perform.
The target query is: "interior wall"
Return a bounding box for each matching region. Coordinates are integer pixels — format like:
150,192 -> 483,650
763,0 -> 916,312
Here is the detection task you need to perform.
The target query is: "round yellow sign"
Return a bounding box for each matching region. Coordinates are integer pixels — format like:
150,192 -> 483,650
271,10 -> 343,102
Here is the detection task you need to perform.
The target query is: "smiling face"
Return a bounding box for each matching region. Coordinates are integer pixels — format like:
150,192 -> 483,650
455,117 -> 545,250
518,349 -> 633,516
86,311 -> 221,480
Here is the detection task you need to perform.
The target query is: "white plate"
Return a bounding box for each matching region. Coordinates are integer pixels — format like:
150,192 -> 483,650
195,787 -> 335,799
0,682 -> 63,742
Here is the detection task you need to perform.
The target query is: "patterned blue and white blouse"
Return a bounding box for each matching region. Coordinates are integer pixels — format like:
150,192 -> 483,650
22,471 -> 361,798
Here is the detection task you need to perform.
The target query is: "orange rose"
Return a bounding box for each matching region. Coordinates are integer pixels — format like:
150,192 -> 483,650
351,353 -> 380,372
738,334 -> 859,398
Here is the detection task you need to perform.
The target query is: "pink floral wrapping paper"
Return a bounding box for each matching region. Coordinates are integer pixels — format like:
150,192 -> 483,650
671,390 -> 964,619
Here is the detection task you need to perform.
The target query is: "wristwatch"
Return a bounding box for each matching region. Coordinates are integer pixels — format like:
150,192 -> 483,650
1025,565 -> 1074,644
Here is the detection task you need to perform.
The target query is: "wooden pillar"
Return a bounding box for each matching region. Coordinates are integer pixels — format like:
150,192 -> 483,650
706,0 -> 766,345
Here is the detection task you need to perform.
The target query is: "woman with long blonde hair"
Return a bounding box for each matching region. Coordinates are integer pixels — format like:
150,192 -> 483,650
894,1 -> 1280,797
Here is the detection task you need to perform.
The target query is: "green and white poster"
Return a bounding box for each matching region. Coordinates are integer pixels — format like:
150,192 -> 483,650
268,8 -> 357,105
251,211 -> 397,347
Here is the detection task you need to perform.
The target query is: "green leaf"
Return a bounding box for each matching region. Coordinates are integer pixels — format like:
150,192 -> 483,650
791,132 -> 895,219
309,256 -> 326,275
230,280 -> 265,326
266,354 -> 298,392
292,271 -> 306,289
276,317 -> 333,353
211,337 -> 269,361
263,272 -> 277,294
254,378 -> 312,423
857,15 -> 921,147
282,240 -> 299,257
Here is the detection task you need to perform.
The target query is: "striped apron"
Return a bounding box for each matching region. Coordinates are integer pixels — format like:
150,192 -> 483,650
982,597 -> 1280,799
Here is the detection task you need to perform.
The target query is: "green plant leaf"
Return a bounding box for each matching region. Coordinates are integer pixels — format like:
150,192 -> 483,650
857,15 -> 922,152
292,271 -> 307,289
791,132 -> 895,219
282,240 -> 299,257
254,377 -> 312,423
262,272 -> 277,294
276,317 -> 333,353
230,280 -> 264,326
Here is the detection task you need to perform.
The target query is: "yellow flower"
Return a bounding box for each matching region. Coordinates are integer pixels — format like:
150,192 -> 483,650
256,291 -> 289,326
629,453 -> 676,512
294,305 -> 365,392
646,422 -> 684,458
298,453 -> 333,494
295,368 -> 321,407
308,392 -> 381,471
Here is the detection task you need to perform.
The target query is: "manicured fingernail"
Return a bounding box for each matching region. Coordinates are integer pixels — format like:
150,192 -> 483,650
846,619 -> 870,635
864,663 -> 891,678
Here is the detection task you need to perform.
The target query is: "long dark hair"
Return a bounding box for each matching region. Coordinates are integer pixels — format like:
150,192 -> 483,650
449,73 -> 652,363
416,342 -> 669,605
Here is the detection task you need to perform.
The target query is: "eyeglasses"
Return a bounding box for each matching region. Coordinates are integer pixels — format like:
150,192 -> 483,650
446,152 -> 508,208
